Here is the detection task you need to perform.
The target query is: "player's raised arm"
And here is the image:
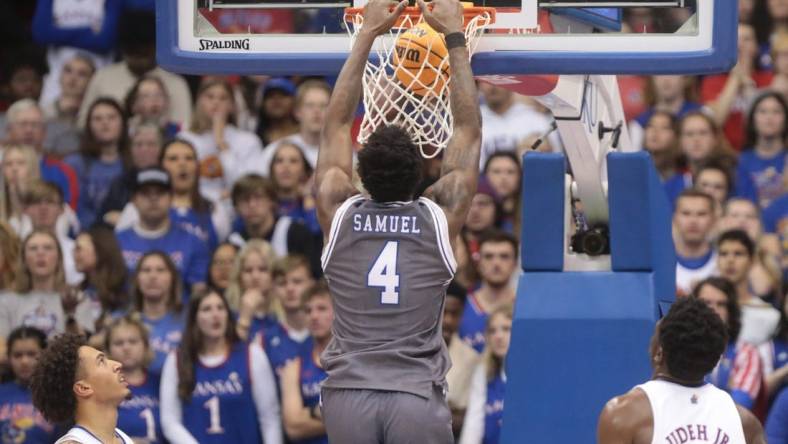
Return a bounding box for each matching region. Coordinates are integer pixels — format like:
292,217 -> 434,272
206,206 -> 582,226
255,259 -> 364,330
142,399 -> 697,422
419,0 -> 482,240
315,0 -> 408,235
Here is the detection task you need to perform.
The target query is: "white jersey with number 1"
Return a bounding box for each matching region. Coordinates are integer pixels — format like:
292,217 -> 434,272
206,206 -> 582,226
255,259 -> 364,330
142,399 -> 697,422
55,425 -> 134,444
637,379 -> 745,444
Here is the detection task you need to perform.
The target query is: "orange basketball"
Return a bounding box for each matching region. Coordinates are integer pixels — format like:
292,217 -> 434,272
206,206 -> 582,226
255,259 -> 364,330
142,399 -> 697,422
392,23 -> 450,97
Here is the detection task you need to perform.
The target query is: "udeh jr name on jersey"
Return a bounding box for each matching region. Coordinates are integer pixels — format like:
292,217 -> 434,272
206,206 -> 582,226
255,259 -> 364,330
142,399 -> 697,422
320,196 -> 456,399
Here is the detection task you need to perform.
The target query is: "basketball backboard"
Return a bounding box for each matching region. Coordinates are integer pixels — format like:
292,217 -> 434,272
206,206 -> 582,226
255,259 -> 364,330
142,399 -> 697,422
157,0 -> 735,76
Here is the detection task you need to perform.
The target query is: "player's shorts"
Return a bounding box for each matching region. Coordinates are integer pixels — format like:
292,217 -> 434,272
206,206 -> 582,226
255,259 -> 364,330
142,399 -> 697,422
321,384 -> 453,444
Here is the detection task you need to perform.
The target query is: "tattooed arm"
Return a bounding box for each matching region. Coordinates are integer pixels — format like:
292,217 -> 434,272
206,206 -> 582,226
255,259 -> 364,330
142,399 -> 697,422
419,0 -> 482,240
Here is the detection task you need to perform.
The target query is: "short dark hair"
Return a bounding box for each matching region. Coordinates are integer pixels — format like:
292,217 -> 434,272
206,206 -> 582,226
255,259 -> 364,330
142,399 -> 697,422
22,180 -> 63,207
6,326 -> 47,358
691,276 -> 742,343
357,125 -> 423,202
1,45 -> 48,83
445,280 -> 467,303
302,278 -> 330,306
231,174 -> 276,207
478,230 -> 519,256
483,151 -> 521,177
658,296 -> 728,381
274,254 -> 312,279
117,10 -> 156,55
674,189 -> 714,214
693,157 -> 733,198
30,333 -> 86,424
717,229 -> 755,258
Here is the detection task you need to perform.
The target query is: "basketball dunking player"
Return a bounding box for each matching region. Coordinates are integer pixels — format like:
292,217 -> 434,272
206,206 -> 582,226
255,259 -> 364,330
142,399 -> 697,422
30,334 -> 134,444
597,297 -> 766,444
314,0 -> 481,441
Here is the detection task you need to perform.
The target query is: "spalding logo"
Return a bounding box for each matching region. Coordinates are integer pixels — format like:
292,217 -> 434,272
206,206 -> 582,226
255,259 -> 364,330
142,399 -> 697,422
198,39 -> 251,51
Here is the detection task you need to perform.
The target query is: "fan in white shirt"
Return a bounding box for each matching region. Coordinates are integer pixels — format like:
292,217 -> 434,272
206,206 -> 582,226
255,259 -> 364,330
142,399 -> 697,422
673,190 -> 718,297
477,83 -> 561,170
178,79 -> 263,207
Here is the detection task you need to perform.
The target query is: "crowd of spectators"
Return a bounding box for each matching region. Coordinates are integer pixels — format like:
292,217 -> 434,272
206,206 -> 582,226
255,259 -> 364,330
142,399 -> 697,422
0,0 -> 786,443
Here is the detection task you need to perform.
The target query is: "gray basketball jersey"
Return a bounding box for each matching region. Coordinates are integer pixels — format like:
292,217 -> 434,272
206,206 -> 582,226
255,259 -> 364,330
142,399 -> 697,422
321,195 -> 457,399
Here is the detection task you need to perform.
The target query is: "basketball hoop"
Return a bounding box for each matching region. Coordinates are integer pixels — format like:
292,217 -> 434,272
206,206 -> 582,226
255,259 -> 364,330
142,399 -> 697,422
344,5 -> 495,158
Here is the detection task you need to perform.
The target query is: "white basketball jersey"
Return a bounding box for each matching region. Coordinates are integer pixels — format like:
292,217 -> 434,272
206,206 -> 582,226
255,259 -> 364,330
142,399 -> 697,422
675,251 -> 717,297
55,426 -> 134,444
637,380 -> 745,444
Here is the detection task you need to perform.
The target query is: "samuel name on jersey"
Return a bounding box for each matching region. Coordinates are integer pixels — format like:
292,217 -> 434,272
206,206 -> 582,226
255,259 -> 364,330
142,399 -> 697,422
352,213 -> 421,234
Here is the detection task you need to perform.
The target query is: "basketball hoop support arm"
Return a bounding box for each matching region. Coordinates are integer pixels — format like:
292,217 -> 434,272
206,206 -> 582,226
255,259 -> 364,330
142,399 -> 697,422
534,74 -> 633,227
478,73 -> 633,268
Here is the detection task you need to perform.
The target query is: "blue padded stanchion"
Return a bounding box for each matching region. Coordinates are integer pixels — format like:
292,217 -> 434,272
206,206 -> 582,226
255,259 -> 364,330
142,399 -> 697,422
500,151 -> 675,443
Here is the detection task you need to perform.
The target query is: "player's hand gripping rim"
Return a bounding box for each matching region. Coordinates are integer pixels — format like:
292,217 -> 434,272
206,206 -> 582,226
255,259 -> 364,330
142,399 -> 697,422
416,0 -> 464,35
361,0 -> 409,37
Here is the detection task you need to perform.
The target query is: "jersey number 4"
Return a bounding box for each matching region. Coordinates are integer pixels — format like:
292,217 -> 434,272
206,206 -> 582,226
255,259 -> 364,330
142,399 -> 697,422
368,241 -> 400,304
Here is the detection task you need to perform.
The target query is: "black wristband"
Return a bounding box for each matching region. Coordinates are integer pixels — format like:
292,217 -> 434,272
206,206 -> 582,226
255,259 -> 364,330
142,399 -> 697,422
445,32 -> 466,50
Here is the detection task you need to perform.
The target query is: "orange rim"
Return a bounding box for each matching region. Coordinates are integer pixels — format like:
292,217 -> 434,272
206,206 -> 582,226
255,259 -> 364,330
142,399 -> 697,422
344,5 -> 496,28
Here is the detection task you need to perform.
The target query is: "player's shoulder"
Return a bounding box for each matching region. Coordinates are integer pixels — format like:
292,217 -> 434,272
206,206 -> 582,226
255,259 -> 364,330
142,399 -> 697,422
601,386 -> 650,415
598,386 -> 652,434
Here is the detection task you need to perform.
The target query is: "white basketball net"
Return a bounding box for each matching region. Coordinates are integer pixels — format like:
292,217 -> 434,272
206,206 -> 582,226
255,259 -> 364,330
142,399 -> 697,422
344,9 -> 493,158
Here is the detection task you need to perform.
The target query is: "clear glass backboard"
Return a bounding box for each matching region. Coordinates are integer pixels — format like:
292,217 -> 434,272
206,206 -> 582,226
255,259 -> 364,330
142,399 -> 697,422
156,0 -> 735,75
